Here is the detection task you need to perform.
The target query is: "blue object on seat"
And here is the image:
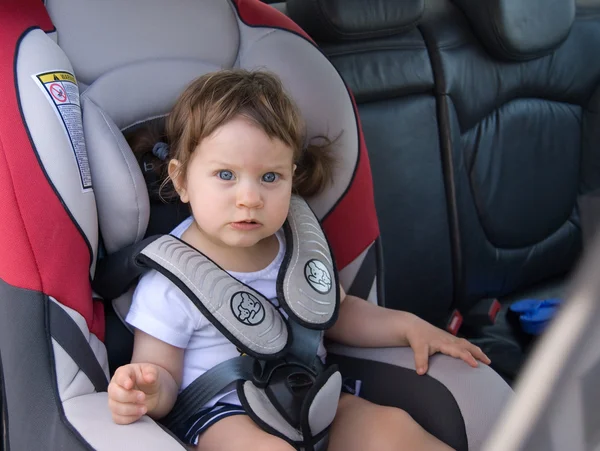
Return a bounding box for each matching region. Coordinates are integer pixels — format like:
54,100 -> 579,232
509,298 -> 562,314
509,299 -> 562,335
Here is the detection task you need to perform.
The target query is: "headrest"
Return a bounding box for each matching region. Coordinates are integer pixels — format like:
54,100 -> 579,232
286,0 -> 424,42
44,0 -> 359,258
577,0 -> 600,10
578,0 -> 600,6
453,0 -> 576,61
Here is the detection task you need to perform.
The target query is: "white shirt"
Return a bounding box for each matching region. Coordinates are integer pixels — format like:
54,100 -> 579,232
126,216 -> 327,407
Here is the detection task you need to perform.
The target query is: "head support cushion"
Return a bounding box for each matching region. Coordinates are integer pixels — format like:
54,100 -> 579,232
46,0 -> 364,263
287,0 -> 424,42
453,0 -> 575,61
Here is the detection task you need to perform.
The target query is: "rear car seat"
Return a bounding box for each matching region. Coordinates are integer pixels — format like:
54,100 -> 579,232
420,0 -> 600,380
288,0 -> 600,382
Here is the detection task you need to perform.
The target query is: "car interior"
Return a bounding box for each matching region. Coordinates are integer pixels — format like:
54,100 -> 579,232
1,0 -> 599,450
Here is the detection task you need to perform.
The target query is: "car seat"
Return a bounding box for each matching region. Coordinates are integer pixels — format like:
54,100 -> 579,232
0,0 -> 511,449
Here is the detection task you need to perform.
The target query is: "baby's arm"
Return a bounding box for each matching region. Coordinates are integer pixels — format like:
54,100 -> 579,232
108,329 -> 184,424
325,285 -> 413,347
325,285 -> 490,374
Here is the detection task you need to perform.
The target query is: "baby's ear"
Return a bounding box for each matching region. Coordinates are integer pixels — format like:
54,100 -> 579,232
168,159 -> 188,203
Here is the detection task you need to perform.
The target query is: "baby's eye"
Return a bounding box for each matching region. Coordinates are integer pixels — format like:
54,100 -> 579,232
217,170 -> 234,181
262,172 -> 279,183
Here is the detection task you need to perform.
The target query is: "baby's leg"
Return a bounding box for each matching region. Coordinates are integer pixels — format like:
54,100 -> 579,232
328,393 -> 455,451
196,415 -> 295,451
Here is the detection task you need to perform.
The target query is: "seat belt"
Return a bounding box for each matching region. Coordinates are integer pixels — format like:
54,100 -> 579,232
161,323 -> 324,431
48,300 -> 109,392
288,321 -> 324,370
161,356 -> 253,430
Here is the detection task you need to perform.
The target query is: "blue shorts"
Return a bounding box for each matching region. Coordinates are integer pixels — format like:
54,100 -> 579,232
170,377 -> 361,445
171,402 -> 247,445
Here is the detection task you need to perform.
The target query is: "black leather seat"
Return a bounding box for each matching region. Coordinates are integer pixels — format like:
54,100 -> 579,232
287,0 -> 600,382
420,0 -> 600,380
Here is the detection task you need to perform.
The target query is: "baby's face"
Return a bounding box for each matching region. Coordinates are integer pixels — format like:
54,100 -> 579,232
178,116 -> 294,250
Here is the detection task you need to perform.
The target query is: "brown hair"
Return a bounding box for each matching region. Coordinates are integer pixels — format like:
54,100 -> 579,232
127,69 -> 336,200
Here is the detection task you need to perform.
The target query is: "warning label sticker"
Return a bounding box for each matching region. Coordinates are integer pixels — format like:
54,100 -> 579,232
33,70 -> 92,191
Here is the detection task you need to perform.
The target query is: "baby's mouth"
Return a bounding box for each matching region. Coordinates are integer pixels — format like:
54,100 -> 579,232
230,220 -> 261,230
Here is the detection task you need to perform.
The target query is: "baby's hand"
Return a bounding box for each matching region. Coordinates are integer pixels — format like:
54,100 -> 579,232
108,363 -> 161,424
404,314 -> 491,375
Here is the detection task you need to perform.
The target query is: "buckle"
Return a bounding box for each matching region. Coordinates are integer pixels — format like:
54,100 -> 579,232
446,309 -> 463,335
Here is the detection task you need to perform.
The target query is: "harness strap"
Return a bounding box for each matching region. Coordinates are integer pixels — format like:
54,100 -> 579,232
277,196 -> 339,330
161,356 -> 253,430
48,300 -> 109,392
288,321 -> 324,370
162,321 -> 323,431
136,235 -> 290,360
